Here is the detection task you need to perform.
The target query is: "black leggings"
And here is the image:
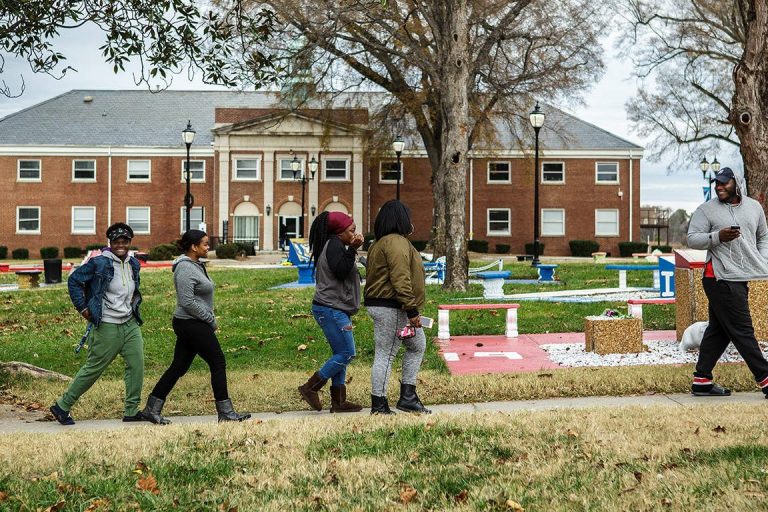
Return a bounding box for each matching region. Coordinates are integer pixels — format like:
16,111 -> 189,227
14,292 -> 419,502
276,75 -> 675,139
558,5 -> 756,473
151,317 -> 229,401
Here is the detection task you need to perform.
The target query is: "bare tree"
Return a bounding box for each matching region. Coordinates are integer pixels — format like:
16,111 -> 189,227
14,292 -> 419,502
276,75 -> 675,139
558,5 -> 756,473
622,0 -> 768,202
248,0 -> 606,290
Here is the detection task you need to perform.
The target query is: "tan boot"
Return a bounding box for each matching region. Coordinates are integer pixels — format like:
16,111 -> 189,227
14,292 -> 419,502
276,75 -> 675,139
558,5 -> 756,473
330,385 -> 363,413
298,372 -> 327,411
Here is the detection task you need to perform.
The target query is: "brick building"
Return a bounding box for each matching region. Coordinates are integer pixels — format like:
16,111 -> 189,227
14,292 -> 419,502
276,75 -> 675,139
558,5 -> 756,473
0,90 -> 643,256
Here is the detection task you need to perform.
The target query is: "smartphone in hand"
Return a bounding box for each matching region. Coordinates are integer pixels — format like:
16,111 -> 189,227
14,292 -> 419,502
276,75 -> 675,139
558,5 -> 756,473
420,316 -> 434,329
731,225 -> 740,230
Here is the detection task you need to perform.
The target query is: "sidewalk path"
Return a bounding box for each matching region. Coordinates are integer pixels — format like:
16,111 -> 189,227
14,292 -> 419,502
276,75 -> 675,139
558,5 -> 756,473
2,392 -> 763,434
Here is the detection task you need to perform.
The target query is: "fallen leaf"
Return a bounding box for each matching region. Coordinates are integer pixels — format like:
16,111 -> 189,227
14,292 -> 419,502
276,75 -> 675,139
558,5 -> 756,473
44,500 -> 66,512
455,490 -> 468,503
566,429 -> 579,438
136,474 -> 160,495
506,499 -> 524,511
84,498 -> 110,511
661,497 -> 672,506
400,485 -> 417,504
713,425 -> 726,434
297,344 -> 308,351
134,461 -> 149,474
633,471 -> 643,483
0,492 -> 7,503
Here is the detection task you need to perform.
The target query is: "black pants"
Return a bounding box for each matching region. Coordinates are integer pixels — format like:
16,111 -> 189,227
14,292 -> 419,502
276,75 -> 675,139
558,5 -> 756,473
696,278 -> 768,383
151,317 -> 229,401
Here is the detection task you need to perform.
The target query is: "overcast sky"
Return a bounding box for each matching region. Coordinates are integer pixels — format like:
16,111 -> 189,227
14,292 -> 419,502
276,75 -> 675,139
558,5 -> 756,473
0,23 -> 725,214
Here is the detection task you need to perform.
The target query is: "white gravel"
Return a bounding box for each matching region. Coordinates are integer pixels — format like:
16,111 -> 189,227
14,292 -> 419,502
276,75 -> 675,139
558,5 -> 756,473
541,340 -> 768,368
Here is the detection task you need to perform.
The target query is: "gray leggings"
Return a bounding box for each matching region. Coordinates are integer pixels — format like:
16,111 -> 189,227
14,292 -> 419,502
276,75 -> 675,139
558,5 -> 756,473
368,306 -> 426,396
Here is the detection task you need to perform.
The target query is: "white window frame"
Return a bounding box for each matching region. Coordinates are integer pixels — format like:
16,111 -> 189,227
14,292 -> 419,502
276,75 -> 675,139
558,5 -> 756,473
126,207 -> 151,234
487,208 -> 511,236
487,161 -> 511,184
180,160 -> 206,183
277,156 -> 305,181
378,161 -> 402,184
17,159 -> 41,182
180,206 -> 205,234
16,206 -> 41,234
71,206 -> 96,234
233,157 -> 262,181
127,160 -> 151,182
541,208 -> 565,236
322,156 -> 350,181
595,162 -> 619,184
595,208 -> 619,237
541,161 -> 565,184
72,160 -> 97,182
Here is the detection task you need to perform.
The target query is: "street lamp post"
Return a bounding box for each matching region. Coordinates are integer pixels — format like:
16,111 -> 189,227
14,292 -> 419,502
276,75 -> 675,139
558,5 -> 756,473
699,156 -> 720,200
293,154 -> 317,238
529,102 -> 545,267
182,120 -> 196,233
393,136 -> 405,200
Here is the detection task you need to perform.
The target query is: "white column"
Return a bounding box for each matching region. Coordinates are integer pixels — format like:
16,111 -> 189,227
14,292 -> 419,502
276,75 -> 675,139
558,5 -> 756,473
308,153 -> 319,229
628,302 -> 643,319
505,308 -> 518,338
352,149 -> 363,225
618,270 -> 627,289
438,309 -> 451,340
263,151 -> 274,250
217,137 -> 230,240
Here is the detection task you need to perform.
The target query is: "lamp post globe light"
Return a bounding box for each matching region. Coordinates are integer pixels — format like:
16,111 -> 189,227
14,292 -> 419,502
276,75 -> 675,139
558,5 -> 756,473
699,156 -> 720,200
182,120 -> 196,233
393,135 -> 405,200
293,153 -> 317,238
528,102 -> 545,267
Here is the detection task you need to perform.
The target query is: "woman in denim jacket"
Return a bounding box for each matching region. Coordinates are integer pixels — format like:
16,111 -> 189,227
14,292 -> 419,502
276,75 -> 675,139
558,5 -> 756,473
50,222 -> 145,425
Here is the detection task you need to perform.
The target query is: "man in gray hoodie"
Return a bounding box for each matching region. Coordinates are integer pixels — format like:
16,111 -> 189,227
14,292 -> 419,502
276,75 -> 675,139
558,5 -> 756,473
687,166 -> 768,398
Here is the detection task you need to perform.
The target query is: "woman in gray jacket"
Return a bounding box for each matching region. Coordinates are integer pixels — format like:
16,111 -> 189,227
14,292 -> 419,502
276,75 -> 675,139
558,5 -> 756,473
141,230 -> 250,423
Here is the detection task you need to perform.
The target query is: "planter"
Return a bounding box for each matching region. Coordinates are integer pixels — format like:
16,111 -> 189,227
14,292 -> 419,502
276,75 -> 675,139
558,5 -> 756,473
584,316 -> 644,354
591,252 -> 607,263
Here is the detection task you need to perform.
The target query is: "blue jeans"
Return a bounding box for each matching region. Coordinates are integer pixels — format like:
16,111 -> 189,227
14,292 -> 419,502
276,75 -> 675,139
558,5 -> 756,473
312,304 -> 357,386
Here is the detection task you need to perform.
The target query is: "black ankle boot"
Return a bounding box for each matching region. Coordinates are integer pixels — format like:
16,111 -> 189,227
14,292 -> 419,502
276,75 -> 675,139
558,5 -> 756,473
396,383 -> 432,414
370,394 -> 396,415
141,395 -> 171,425
215,399 -> 251,422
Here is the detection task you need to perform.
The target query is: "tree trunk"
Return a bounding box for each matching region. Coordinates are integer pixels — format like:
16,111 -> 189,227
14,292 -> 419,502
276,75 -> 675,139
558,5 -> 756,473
732,0 -> 768,205
0,361 -> 71,381
433,1 -> 470,291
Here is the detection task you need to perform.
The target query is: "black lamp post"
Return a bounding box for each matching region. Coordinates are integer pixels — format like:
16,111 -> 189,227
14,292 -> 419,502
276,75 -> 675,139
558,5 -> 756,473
182,120 -> 196,232
529,102 -> 545,267
293,154 -> 317,238
699,156 -> 720,200
393,135 -> 405,200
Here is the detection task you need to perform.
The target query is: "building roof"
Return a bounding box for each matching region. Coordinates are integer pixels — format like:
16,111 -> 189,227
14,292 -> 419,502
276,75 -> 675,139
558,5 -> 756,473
0,89 -> 643,151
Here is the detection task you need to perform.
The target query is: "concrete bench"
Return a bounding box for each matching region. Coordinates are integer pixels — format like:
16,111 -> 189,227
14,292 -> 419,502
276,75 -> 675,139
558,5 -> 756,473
605,264 -> 659,289
438,303 -> 519,340
535,264 -> 558,282
476,271 -> 511,299
15,270 -> 42,289
627,298 -> 675,320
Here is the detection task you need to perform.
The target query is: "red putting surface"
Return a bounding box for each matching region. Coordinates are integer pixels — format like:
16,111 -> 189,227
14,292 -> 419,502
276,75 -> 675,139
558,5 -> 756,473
436,330 -> 677,375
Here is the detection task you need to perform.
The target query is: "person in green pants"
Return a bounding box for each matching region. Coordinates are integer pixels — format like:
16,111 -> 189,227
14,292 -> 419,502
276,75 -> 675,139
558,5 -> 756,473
50,222 -> 146,425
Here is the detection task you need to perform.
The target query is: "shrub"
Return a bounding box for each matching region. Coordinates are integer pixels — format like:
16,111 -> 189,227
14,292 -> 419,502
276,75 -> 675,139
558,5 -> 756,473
0,246 -> 6,259
85,243 -> 105,251
148,244 -> 178,261
40,246 -> 59,259
11,248 -> 29,260
495,244 -> 511,254
618,241 -> 648,257
467,239 -> 489,253
214,243 -> 239,259
569,240 -> 600,257
411,240 -> 428,251
650,245 -> 673,253
63,247 -> 83,258
524,243 -> 545,256
235,242 -> 256,256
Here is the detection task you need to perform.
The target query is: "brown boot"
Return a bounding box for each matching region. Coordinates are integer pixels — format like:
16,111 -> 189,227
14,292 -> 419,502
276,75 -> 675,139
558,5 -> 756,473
330,385 -> 363,413
298,372 -> 328,411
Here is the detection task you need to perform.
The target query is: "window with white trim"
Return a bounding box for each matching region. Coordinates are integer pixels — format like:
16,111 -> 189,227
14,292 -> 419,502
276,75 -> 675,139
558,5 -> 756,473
541,208 -> 565,236
127,207 -> 150,234
379,161 -> 401,183
323,158 -> 349,180
180,207 -> 204,233
542,162 -> 565,183
181,160 -> 205,182
596,162 -> 619,183
72,160 -> 96,181
71,207 -> 96,234
17,206 -> 40,233
487,161 -> 511,183
18,160 -> 41,181
595,209 -> 619,236
127,160 -> 151,181
487,208 -> 511,236
234,158 -> 261,180
278,157 -> 305,180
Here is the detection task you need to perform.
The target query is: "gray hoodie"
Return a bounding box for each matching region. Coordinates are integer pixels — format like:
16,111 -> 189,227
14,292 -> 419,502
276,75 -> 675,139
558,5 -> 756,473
172,255 -> 217,329
687,167 -> 768,281
101,250 -> 136,323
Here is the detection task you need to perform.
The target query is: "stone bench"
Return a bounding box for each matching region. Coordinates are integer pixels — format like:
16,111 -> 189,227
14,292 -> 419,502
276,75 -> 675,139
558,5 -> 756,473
605,264 -> 659,289
627,298 -> 675,320
438,303 -> 519,340
15,270 -> 42,289
475,271 -> 511,299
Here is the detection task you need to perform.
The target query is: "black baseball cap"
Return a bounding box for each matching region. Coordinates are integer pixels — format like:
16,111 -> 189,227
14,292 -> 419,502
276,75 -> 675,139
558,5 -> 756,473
106,222 -> 134,241
711,167 -> 735,184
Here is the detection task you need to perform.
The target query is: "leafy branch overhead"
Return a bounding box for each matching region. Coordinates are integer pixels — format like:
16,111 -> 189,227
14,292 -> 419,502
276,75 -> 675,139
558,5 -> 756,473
0,0 -> 278,98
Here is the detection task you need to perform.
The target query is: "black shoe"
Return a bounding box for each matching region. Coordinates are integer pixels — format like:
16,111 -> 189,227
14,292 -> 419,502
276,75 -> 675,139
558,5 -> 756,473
692,383 -> 731,396
215,399 -> 251,422
142,395 -> 171,425
396,383 -> 432,414
122,412 -> 148,422
370,394 -> 396,415
50,403 -> 75,425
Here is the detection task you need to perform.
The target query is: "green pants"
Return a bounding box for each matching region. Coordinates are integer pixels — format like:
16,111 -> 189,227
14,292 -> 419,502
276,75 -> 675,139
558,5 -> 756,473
57,318 -> 144,416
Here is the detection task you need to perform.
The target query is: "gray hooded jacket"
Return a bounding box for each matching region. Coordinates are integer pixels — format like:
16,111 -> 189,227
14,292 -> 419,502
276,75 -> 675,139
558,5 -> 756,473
172,255 -> 217,329
687,167 -> 768,281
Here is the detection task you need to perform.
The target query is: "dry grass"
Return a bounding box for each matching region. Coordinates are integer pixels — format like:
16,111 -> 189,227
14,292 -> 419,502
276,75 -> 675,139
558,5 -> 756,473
1,404 -> 767,510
